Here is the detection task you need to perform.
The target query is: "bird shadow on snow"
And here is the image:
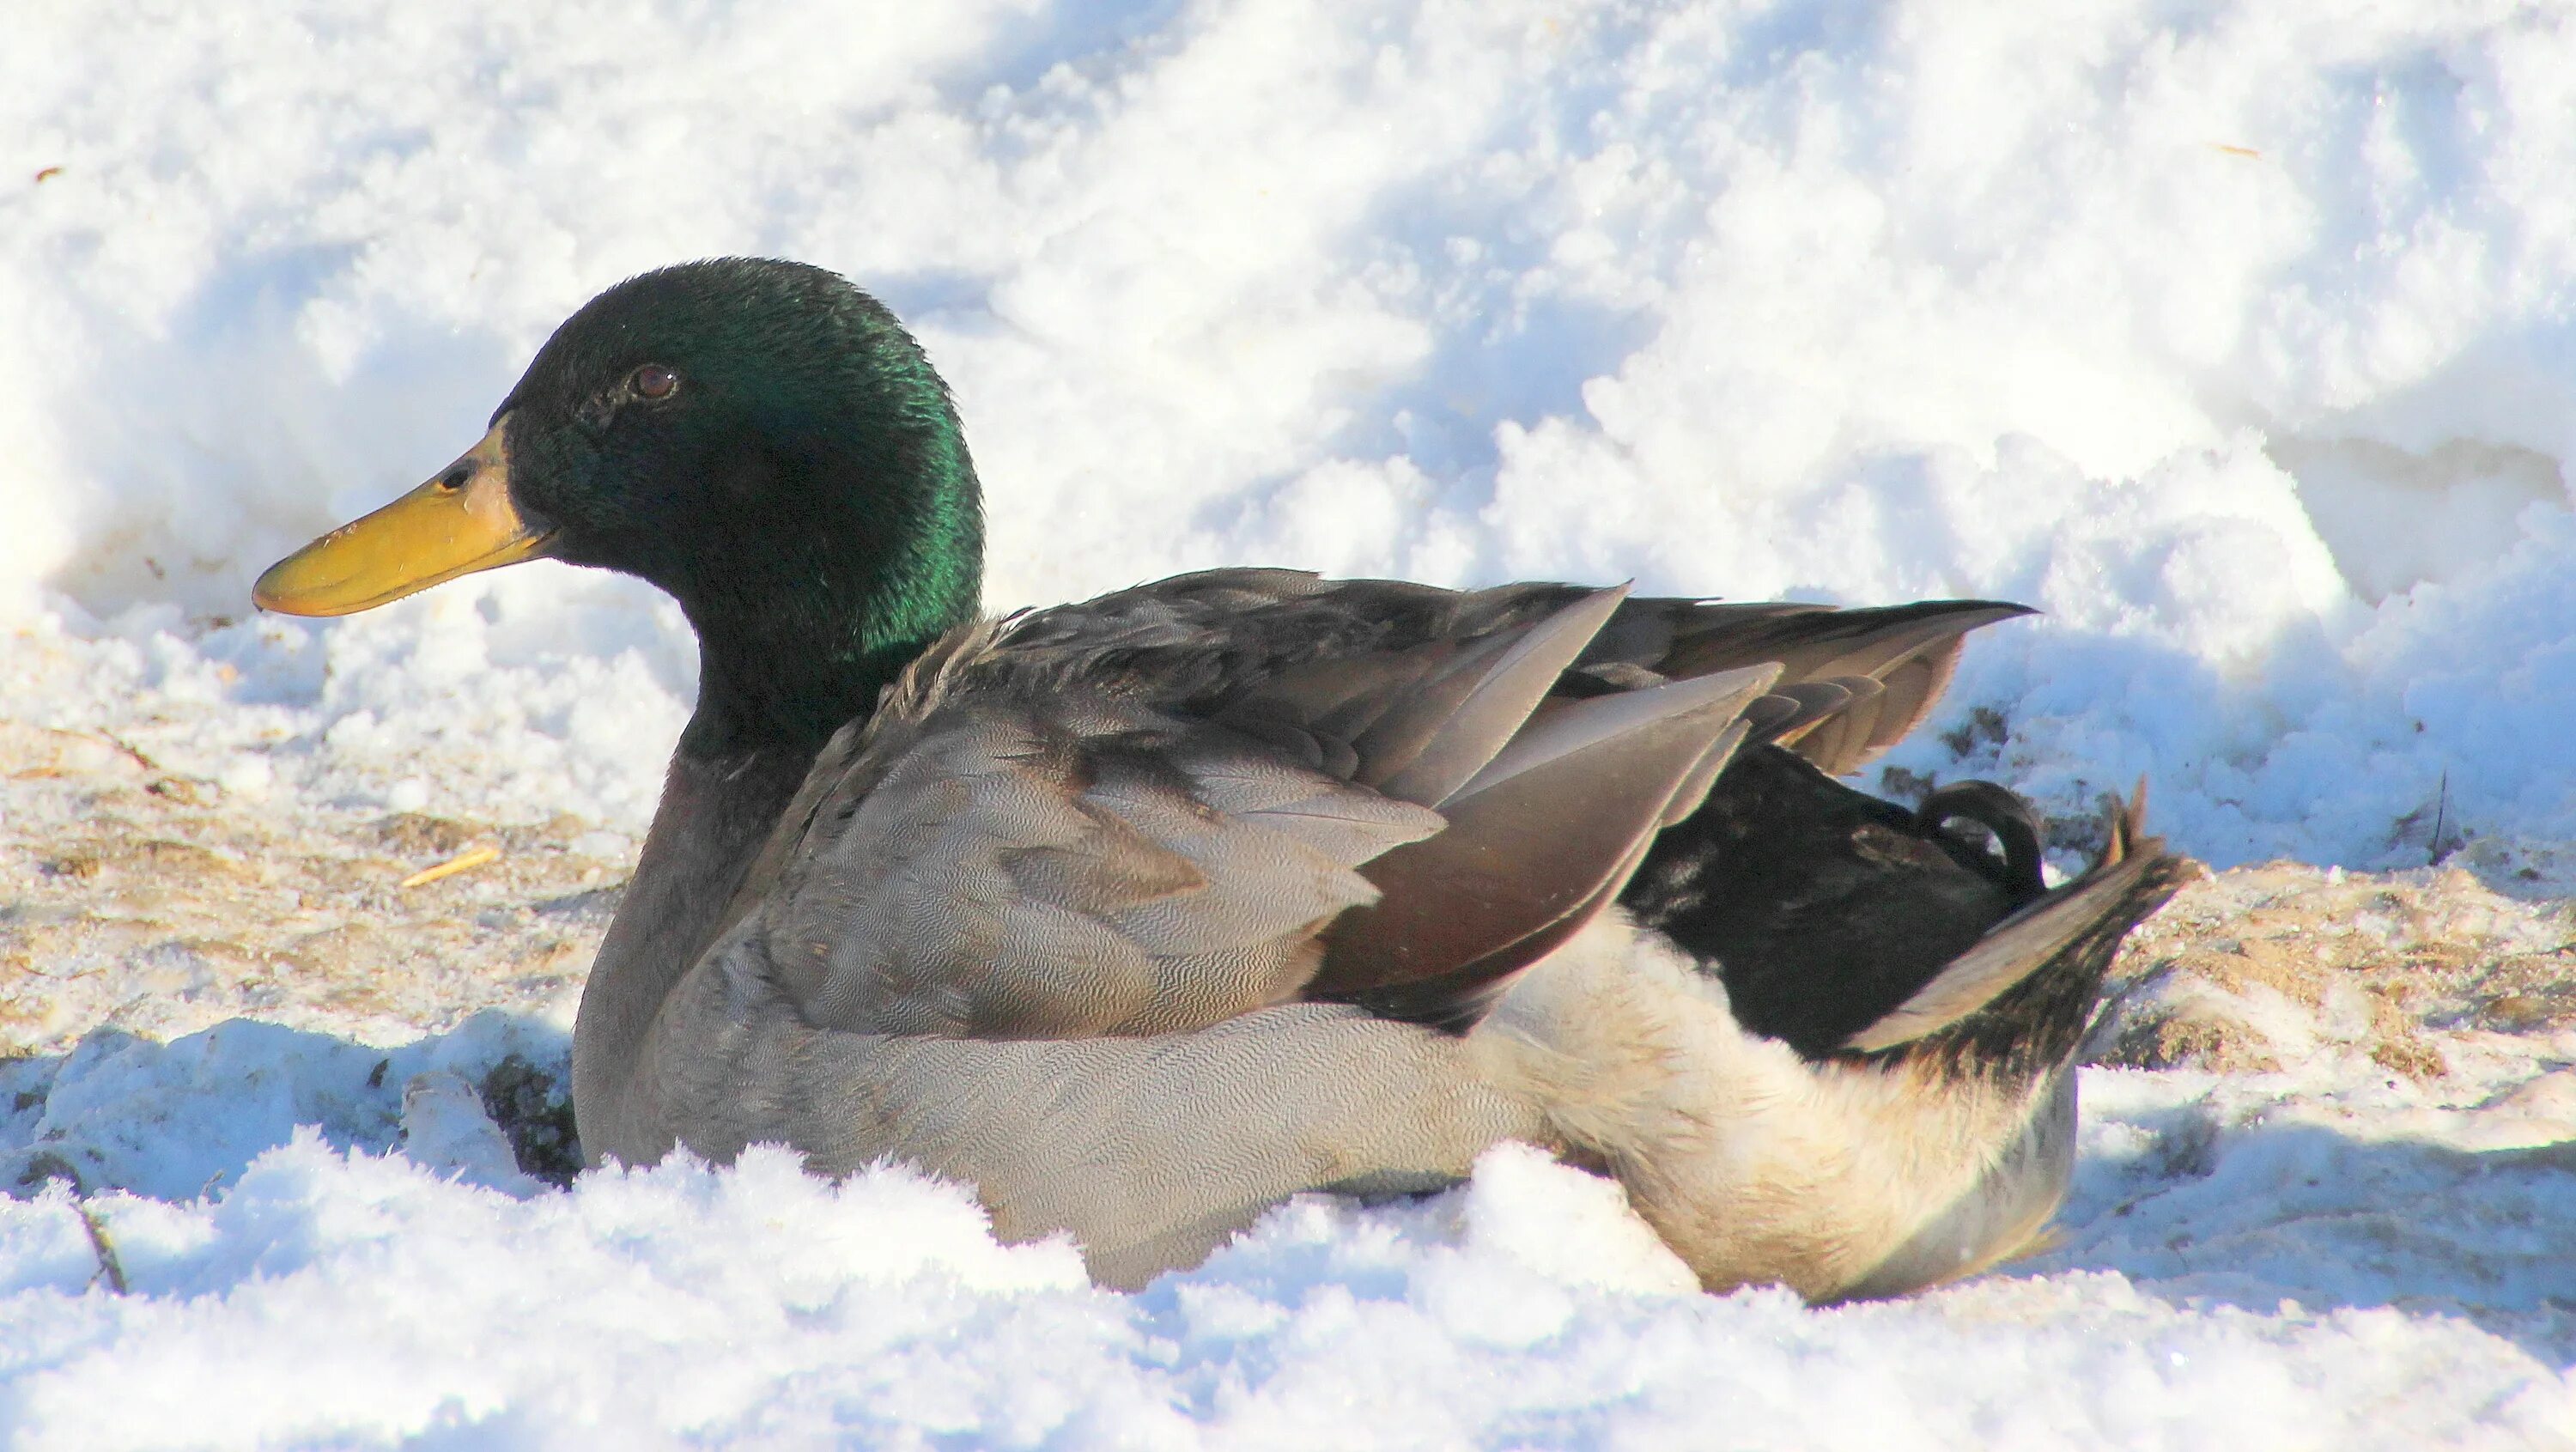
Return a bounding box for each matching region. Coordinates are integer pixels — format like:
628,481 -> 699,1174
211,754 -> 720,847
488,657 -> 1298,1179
9,1012 -> 2576,1367
2027,1103 -> 2576,1368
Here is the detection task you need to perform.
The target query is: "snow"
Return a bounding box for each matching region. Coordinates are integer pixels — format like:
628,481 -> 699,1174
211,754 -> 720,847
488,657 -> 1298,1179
6,1058 -> 2574,1449
4,0 -> 2575,1445
10,0 -> 2576,872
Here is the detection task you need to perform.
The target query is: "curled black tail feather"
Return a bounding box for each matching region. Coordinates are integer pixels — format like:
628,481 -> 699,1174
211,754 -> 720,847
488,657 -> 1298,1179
1621,744 -> 2030,1058
1847,782 -> 2198,1079
1628,762 -> 2191,1072
1915,780 -> 2049,907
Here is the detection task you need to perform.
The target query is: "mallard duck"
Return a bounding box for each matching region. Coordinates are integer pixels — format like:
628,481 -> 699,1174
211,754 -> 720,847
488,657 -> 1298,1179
253,258 -> 2190,1298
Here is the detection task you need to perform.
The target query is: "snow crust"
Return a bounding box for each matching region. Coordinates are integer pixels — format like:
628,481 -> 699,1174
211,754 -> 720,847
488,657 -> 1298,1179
7,0 -> 2576,1445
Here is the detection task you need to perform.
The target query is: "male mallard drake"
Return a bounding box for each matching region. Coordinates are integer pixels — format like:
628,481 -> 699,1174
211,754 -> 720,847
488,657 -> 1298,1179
254,258 -> 2189,1298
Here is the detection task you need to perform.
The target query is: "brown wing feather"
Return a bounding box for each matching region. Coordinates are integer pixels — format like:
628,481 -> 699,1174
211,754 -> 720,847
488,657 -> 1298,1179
1309,670 -> 1772,1010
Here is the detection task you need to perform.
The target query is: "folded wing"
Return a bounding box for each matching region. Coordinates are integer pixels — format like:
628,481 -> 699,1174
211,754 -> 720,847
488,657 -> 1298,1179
738,571 -> 2031,1042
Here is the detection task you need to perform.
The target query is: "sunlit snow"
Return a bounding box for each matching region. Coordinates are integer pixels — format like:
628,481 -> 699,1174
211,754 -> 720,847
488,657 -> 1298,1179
5,0 -> 2575,1444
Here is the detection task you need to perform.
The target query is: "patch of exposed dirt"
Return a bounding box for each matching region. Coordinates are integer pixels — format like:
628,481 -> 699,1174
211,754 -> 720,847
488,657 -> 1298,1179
0,724 -> 622,1054
2088,862 -> 2576,1078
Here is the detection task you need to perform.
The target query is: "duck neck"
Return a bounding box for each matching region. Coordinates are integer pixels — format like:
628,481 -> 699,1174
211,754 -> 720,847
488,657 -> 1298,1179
671,419 -> 985,758
572,741 -> 817,1163
574,425 -> 983,1161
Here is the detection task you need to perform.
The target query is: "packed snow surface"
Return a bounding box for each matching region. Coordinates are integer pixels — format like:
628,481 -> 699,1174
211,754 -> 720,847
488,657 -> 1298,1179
6,0 -> 2576,1445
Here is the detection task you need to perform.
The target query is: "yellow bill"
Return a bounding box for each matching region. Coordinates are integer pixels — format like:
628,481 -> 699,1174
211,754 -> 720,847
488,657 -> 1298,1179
252,420 -> 552,617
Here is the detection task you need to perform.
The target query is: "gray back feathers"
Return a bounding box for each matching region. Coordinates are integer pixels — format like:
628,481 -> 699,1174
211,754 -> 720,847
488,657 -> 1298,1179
764,686 -> 1444,1037
728,571 -> 2026,1042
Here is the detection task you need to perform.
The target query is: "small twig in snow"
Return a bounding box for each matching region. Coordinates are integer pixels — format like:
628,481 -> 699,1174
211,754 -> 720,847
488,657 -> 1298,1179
92,731 -> 161,773
76,1203 -> 128,1296
402,844 -> 501,889
2428,771 -> 2450,867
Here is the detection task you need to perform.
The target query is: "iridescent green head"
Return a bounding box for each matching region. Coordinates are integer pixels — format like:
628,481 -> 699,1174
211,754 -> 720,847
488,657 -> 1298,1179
257,258 -> 986,754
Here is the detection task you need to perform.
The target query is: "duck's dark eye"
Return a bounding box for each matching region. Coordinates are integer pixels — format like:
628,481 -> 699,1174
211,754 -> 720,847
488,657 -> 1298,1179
630,364 -> 679,400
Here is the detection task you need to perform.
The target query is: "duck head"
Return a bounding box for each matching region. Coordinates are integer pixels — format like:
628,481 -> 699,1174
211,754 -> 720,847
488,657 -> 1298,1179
254,259 -> 986,754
